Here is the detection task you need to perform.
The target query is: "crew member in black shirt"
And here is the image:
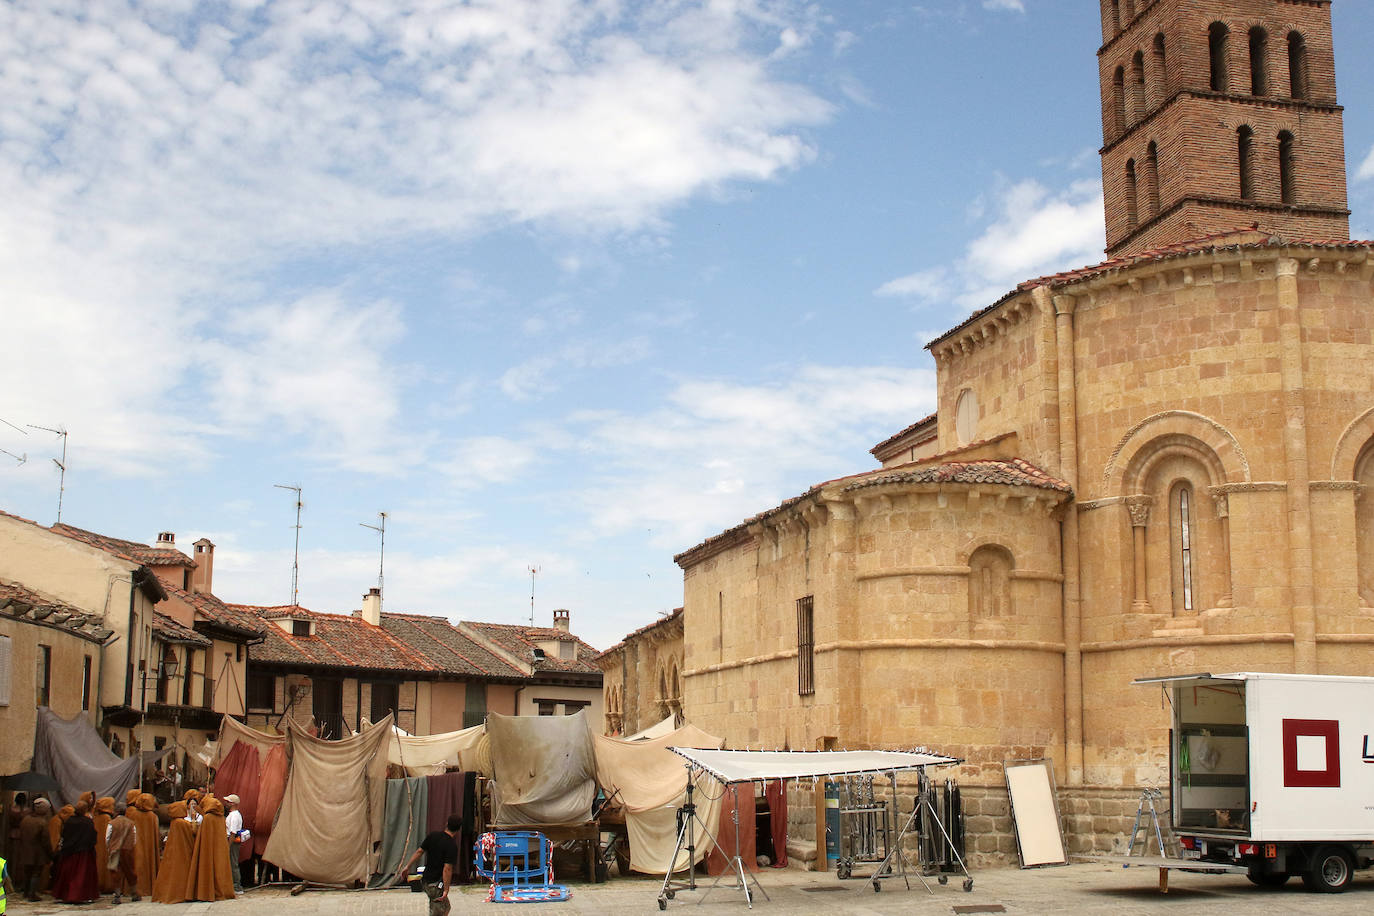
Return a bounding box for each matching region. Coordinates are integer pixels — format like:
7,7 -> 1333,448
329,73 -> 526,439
403,814 -> 460,916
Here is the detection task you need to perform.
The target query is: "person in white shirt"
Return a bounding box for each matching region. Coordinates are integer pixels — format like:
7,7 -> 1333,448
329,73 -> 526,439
223,795 -> 245,894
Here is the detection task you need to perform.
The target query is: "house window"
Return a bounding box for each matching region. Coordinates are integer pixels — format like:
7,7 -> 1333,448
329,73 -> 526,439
562,700 -> 589,716
558,640 -> 575,661
246,672 -> 275,712
1209,22 -> 1229,92
796,595 -> 814,696
370,681 -> 399,724
463,682 -> 487,729
536,699 -> 557,716
292,619 -> 311,637
36,644 -> 51,707
82,656 -> 92,711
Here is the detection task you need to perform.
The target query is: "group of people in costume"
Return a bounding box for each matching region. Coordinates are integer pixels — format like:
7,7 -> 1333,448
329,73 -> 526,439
4,787 -> 244,905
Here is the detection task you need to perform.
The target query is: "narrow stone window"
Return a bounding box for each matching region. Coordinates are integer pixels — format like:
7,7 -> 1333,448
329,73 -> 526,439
796,595 -> 814,696
1145,141 -> 1161,216
1237,126 -> 1254,199
36,644 -> 51,706
1112,66 -> 1126,136
1172,483 -> 1195,611
1278,130 -> 1295,204
1209,23 -> 1230,93
1126,158 -> 1139,228
1130,51 -> 1147,122
1249,27 -> 1268,95
82,655 -> 92,711
1152,34 -> 1168,104
1288,31 -> 1307,99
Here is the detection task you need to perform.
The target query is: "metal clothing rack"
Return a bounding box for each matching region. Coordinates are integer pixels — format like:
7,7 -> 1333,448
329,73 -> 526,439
657,778 -> 770,910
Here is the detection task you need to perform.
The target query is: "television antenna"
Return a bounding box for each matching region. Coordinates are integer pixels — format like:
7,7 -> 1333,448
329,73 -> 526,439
527,565 -> 540,627
359,511 -> 387,594
274,484 -> 303,606
29,425 -> 68,523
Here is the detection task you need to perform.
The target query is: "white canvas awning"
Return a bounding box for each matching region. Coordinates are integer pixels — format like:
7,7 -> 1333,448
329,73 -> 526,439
665,747 -> 960,785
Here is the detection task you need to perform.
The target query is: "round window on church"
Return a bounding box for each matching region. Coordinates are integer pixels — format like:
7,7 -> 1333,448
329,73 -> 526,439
955,388 -> 978,445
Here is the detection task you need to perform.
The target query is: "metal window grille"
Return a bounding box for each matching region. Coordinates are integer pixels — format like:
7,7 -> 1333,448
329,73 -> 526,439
797,596 -> 815,696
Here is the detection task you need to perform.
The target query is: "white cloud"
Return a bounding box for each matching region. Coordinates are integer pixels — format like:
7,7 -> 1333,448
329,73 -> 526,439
876,177 -> 1105,310
1358,145 -> 1374,181
500,335 -> 654,400
559,365 -> 938,549
1,0 -> 833,476
983,0 -> 1026,11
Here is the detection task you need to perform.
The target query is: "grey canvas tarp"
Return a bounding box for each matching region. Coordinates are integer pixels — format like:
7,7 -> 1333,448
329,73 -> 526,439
262,715 -> 392,885
487,710 -> 595,826
32,707 -> 153,806
371,776 -> 429,887
594,723 -> 725,874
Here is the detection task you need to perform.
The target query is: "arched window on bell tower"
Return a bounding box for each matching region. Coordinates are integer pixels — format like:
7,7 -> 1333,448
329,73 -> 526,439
1112,66 -> 1127,136
1130,51 -> 1147,123
1237,126 -> 1254,199
1145,141 -> 1161,217
1126,158 -> 1139,228
1278,130 -> 1295,204
1249,27 -> 1268,95
1209,22 -> 1230,93
1288,31 -> 1308,99
1152,33 -> 1168,105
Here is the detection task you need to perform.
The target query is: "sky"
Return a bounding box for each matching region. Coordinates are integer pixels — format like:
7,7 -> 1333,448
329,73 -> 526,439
4,0 -> 1374,652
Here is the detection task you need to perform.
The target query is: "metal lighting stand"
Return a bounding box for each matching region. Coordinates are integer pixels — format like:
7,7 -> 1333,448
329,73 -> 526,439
869,767 -> 974,895
658,776 -> 770,910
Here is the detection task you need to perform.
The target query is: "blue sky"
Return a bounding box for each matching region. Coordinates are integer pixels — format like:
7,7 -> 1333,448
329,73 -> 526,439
4,0 -> 1374,651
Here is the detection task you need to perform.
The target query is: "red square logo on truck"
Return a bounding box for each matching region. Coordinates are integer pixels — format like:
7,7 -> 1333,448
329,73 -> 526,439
1283,718 -> 1341,787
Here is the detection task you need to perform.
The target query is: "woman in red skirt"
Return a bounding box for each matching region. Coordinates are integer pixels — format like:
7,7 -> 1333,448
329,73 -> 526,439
50,799 -> 100,904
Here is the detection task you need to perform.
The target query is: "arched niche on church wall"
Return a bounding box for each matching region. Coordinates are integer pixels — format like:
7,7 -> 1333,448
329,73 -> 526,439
1357,442 -> 1374,608
968,543 -> 1015,634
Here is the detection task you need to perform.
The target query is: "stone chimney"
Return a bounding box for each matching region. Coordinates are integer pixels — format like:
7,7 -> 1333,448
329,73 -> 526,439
552,608 -> 570,632
190,538 -> 215,594
156,532 -> 176,547
362,587 -> 382,626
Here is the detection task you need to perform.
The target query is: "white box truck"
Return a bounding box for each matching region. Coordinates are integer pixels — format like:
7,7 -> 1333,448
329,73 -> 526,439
1135,672 -> 1374,892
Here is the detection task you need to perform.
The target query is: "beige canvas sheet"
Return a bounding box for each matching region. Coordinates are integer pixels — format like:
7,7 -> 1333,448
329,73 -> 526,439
262,715 -> 392,884
595,724 -> 724,874
487,710 -> 596,826
214,715 -> 284,767
386,723 -> 486,775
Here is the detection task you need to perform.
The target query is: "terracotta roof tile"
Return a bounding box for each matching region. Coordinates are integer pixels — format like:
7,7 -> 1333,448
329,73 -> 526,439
152,612 -> 212,647
379,613 -> 527,679
236,605 -> 438,674
166,584 -> 267,638
460,621 -> 602,675
870,412 -> 938,457
0,579 -> 114,643
844,457 -> 1072,494
50,524 -> 197,569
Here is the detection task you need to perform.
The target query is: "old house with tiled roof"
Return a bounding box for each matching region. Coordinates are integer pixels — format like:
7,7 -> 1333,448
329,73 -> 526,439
458,610 -> 603,719
672,0 -> 1374,865
239,594 -> 599,739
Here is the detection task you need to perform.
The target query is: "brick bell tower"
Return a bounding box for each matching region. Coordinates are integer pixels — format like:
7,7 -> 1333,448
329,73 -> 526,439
1098,0 -> 1350,258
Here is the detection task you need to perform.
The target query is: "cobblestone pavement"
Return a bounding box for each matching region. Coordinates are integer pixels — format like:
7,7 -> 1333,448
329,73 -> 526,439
6,864 -> 1372,915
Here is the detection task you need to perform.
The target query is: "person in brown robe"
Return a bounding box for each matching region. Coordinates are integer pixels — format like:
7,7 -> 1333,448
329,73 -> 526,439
92,796 -> 116,892
184,795 -> 235,901
105,804 -> 140,904
14,798 -> 52,901
129,794 -> 161,899
152,807 -> 198,903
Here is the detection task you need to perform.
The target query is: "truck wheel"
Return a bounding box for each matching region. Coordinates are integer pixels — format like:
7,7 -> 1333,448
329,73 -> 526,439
1245,868 -> 1288,888
1302,846 -> 1354,893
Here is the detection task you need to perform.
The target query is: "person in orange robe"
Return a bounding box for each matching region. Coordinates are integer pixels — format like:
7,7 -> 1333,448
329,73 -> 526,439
92,796 -> 116,892
129,794 -> 161,899
47,805 -> 74,855
152,811 -> 198,903
184,795 -> 235,901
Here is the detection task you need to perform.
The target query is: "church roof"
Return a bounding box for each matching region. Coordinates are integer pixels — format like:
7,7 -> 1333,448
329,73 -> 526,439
927,230 -> 1374,350
845,457 -> 1072,494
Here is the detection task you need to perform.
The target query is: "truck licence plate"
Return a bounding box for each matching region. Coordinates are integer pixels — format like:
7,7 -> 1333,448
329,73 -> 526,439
1181,849 -> 1201,860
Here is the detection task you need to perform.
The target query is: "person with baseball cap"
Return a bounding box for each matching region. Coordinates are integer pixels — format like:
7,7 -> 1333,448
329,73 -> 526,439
222,796 -> 245,894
